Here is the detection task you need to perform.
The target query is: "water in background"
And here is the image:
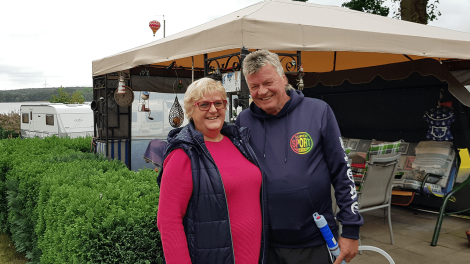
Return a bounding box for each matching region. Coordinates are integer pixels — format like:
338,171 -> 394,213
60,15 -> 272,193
0,102 -> 49,114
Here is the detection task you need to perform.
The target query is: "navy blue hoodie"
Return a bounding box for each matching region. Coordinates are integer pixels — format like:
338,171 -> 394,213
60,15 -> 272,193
236,90 -> 363,248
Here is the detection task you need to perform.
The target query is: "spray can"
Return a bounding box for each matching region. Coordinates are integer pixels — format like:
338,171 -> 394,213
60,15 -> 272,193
313,212 -> 346,264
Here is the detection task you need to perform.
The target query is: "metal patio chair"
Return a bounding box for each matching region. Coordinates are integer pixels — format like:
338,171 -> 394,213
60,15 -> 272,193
357,152 -> 401,245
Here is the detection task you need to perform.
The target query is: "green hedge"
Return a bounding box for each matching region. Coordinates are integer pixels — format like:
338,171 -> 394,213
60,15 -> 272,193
0,140 -> 9,235
0,137 -> 163,263
0,127 -> 19,139
0,137 -> 90,237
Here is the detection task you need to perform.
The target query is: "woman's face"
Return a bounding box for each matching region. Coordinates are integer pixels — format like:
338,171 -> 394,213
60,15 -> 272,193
191,91 -> 226,139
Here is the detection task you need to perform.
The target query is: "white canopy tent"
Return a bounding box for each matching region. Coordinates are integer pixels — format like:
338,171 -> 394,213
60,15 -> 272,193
93,0 -> 470,76
90,0 -> 470,189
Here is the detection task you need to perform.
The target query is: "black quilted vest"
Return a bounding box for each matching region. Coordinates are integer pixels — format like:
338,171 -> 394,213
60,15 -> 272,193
162,122 -> 267,264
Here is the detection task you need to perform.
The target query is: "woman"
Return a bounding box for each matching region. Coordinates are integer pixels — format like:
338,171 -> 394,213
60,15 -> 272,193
157,78 -> 267,264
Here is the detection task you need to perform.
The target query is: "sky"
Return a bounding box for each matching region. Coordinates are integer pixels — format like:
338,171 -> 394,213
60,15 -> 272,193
1,0 -> 470,91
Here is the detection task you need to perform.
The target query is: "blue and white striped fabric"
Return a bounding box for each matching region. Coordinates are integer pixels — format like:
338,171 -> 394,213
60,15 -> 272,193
95,139 -> 130,167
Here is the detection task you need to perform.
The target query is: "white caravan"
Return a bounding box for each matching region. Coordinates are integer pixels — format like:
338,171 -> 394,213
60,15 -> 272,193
20,103 -> 93,139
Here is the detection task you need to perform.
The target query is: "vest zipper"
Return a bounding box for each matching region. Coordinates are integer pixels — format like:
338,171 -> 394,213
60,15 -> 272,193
198,141 -> 236,264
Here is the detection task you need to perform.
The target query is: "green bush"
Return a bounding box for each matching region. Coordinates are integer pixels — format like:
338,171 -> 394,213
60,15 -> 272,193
0,140 -> 8,234
0,137 -> 89,233
0,137 -> 92,262
36,156 -> 162,263
0,136 -> 163,263
0,127 -> 19,139
6,152 -> 101,262
0,111 -> 20,139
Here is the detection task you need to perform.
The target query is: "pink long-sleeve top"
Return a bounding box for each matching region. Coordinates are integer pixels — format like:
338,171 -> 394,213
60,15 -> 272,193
157,136 -> 262,264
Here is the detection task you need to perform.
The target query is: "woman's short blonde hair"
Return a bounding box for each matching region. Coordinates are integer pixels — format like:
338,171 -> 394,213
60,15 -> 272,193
183,77 -> 227,120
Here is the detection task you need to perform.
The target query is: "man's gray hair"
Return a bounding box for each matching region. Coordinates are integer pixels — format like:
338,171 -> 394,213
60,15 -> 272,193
242,50 -> 294,91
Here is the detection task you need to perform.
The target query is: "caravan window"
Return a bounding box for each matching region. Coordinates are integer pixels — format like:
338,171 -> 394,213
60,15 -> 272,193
46,114 -> 54,126
22,113 -> 29,123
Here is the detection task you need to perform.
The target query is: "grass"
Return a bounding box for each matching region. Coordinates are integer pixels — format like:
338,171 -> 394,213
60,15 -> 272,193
0,232 -> 28,264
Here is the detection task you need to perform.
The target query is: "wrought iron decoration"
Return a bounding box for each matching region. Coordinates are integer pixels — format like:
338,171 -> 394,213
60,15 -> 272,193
280,55 -> 299,72
93,76 -> 105,89
206,53 -> 241,76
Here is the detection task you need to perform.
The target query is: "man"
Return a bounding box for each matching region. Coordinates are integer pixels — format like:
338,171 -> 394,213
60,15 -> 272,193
236,50 -> 363,264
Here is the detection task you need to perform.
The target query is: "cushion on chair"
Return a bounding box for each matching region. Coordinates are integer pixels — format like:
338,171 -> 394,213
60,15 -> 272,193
355,140 -> 402,190
366,140 -> 402,161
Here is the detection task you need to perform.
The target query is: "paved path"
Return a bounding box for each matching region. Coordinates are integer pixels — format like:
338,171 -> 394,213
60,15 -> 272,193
350,205 -> 470,263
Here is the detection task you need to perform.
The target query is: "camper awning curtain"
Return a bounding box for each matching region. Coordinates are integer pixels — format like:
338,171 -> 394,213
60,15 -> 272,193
92,0 -> 470,76
292,59 -> 470,107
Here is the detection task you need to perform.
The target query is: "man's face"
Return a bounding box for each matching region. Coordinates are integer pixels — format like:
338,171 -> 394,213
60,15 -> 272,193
246,64 -> 290,115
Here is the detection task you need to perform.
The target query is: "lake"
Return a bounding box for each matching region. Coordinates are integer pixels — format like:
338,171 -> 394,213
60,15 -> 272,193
0,102 -> 49,114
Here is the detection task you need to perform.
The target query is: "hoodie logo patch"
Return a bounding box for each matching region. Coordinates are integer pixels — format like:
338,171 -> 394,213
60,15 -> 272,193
290,132 -> 313,154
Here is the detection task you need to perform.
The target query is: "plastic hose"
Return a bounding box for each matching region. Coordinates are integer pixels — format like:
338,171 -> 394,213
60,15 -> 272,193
358,246 -> 395,264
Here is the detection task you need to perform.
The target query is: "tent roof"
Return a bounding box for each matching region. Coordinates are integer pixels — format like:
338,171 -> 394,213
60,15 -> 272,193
92,0 -> 470,76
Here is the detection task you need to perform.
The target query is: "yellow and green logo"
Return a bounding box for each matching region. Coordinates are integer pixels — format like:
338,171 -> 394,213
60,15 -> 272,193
290,132 -> 313,154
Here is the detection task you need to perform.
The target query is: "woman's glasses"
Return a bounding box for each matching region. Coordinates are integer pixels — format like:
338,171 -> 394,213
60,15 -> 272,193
194,100 -> 227,111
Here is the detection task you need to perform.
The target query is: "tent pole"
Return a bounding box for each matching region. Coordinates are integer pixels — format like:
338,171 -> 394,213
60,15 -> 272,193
403,54 -> 413,61
297,51 -> 301,71
204,54 -> 208,76
333,51 -> 337,72
192,56 -> 194,82
240,47 -> 250,110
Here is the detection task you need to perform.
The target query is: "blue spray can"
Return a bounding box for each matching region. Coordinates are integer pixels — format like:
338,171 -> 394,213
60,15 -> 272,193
313,212 -> 346,264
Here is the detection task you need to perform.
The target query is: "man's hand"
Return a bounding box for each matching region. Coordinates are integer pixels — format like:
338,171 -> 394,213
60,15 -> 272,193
333,237 -> 358,264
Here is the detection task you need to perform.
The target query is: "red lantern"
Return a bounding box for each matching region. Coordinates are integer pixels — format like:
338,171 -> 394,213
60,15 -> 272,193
149,20 -> 161,36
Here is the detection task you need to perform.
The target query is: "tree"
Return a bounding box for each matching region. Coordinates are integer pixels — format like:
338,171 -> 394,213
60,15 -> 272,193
342,0 -> 440,24
0,111 -> 20,138
342,0 -> 389,16
50,86 -> 70,104
392,0 -> 441,24
82,87 -> 93,102
49,86 -> 85,104
69,90 -> 85,104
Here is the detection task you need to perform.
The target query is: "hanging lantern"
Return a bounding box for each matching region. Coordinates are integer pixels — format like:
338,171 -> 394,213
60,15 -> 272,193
117,76 -> 126,94
149,20 -> 161,36
169,97 -> 184,128
178,80 -> 183,89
